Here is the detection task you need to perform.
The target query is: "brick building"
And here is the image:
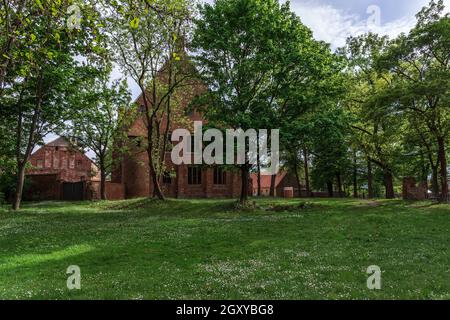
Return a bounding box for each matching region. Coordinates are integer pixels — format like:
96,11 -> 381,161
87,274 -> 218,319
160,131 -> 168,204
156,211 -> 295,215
111,85 -> 246,199
111,103 -> 245,199
25,137 -> 100,201
250,172 -> 303,197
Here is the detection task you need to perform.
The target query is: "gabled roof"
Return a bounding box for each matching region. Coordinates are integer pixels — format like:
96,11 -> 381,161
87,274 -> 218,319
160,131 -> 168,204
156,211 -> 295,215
31,136 -> 92,162
45,137 -> 71,147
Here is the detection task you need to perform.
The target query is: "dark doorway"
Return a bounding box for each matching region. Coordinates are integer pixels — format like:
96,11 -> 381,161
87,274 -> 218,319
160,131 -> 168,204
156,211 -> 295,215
62,182 -> 84,201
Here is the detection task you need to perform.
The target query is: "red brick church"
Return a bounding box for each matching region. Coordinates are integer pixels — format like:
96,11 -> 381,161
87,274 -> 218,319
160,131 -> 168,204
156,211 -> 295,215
111,91 -> 245,199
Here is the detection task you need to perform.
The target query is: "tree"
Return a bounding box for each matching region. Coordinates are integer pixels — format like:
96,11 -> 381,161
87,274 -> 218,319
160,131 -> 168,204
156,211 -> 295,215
0,0 -> 103,210
340,33 -> 402,199
309,108 -> 351,197
377,0 -> 449,202
193,0 -> 340,203
63,67 -> 131,200
105,0 -> 194,200
0,0 -> 27,96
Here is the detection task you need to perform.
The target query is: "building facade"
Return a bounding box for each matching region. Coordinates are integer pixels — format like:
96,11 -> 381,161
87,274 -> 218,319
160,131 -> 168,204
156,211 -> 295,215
26,137 -> 99,201
111,76 -> 248,199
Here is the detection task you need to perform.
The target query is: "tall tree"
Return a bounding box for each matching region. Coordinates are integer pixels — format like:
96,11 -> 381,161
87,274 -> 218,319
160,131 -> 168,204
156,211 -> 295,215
309,108 -> 351,197
377,0 -> 449,202
105,0 -> 194,200
63,67 -> 131,200
0,0 -> 103,210
340,33 -> 402,199
193,0 -> 340,203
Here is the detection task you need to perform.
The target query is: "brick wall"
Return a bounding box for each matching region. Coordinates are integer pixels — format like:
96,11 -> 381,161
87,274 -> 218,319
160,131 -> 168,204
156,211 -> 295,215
115,64 -> 248,200
402,177 -> 427,200
89,181 -> 125,200
28,145 -> 96,182
25,174 -> 61,201
24,139 -> 99,201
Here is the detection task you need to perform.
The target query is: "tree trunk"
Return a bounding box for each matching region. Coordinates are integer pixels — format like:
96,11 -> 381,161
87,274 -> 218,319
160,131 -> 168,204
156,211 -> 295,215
353,151 -> 358,198
367,158 -> 374,198
326,181 -> 333,197
336,173 -> 343,197
269,174 -> 276,197
12,84 -> 40,210
431,165 -> 439,198
293,159 -> 302,198
147,149 -> 165,200
303,148 -> 311,196
13,163 -> 26,210
256,138 -> 261,196
437,136 -> 448,203
240,165 -> 249,204
100,163 -> 107,200
384,169 -> 395,199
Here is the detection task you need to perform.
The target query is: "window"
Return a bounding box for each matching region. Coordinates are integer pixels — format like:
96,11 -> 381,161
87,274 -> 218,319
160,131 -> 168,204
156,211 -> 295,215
213,167 -> 226,185
76,160 -> 83,168
36,159 -> 44,168
139,105 -> 146,113
188,166 -> 202,185
163,172 -> 172,184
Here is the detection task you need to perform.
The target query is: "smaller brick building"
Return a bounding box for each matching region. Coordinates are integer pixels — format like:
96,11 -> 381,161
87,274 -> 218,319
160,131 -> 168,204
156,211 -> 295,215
402,177 -> 428,200
25,137 -> 99,201
250,172 -> 303,197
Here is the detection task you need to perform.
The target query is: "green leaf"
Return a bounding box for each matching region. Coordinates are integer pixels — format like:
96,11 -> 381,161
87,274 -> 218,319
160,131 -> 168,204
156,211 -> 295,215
129,17 -> 140,29
35,0 -> 44,10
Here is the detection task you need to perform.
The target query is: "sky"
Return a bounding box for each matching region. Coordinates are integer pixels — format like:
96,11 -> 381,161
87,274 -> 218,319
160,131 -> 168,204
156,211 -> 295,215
42,0 -> 449,155
120,0 -> 450,101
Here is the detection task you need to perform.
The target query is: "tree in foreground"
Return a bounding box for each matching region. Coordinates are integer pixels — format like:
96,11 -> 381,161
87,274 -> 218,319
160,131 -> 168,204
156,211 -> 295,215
340,33 -> 403,199
105,0 -> 194,200
193,0 -> 340,203
377,0 -> 449,202
63,66 -> 131,200
0,0 -> 103,210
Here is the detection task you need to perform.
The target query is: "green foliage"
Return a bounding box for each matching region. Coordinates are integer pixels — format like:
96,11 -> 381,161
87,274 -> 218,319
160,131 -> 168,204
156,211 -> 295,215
373,0 -> 448,201
309,108 -> 351,190
104,0 -> 194,199
192,0 -> 343,200
60,65 -> 132,196
1,0 -> 106,209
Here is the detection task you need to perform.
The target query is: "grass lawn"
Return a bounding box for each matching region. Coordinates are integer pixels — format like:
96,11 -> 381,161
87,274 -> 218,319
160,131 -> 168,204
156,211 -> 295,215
0,198 -> 449,300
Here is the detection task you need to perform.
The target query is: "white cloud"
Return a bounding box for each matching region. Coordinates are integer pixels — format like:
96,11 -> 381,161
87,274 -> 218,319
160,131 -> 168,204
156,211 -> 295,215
289,1 -> 417,50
